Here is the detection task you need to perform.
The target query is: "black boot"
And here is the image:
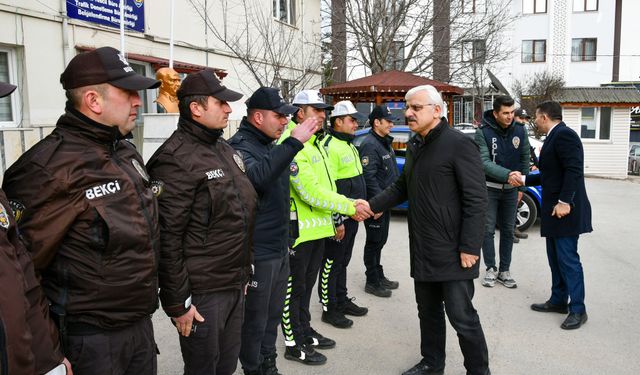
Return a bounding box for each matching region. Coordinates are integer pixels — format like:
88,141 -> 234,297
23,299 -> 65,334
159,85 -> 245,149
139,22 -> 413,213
284,344 -> 327,365
261,353 -> 282,375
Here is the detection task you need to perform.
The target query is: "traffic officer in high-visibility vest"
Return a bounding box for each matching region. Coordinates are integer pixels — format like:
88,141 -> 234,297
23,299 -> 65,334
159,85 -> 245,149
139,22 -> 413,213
318,101 -> 369,329
279,90 -> 372,366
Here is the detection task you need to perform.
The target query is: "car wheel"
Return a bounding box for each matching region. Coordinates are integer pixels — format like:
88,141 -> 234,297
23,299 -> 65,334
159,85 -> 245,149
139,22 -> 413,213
633,160 -> 639,175
516,193 -> 537,232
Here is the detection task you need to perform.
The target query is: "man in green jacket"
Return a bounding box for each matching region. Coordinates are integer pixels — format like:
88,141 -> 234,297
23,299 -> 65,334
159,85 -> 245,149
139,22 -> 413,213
280,90 -> 371,366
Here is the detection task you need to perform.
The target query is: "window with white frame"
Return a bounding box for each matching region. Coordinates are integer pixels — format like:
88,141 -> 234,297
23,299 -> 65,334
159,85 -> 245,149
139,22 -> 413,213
573,0 -> 598,12
462,39 -> 486,63
0,48 -> 19,126
579,107 -> 611,140
522,40 -> 546,63
523,0 -> 547,14
273,0 -> 296,26
571,38 -> 597,61
462,0 -> 486,13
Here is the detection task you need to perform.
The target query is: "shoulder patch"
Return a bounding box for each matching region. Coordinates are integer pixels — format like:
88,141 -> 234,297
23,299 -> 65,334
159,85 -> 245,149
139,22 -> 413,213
0,203 -> 10,230
290,161 -> 299,176
361,156 -> 369,166
8,200 -> 25,224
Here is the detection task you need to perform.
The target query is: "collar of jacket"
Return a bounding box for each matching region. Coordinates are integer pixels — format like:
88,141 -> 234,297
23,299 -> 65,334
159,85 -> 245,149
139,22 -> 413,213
327,127 -> 355,143
482,109 -> 513,134
178,116 -> 224,144
57,103 -> 131,144
371,128 -> 394,148
238,117 -> 274,145
412,117 -> 448,147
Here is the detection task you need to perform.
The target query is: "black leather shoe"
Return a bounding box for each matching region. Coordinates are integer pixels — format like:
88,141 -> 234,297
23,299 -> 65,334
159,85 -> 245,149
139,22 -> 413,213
305,328 -> 336,349
381,276 -> 399,290
561,312 -> 588,330
513,236 -> 520,243
284,344 -> 327,365
365,283 -> 392,297
401,359 -> 444,375
321,309 -> 353,328
338,298 -> 368,316
531,301 -> 568,314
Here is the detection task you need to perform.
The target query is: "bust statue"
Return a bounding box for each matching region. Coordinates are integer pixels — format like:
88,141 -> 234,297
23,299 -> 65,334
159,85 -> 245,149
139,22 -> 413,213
155,67 -> 181,113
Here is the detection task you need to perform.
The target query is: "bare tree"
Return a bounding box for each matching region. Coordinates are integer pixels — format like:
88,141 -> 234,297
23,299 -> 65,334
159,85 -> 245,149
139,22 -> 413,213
187,0 -> 323,98
322,0 -> 514,87
512,70 -> 565,136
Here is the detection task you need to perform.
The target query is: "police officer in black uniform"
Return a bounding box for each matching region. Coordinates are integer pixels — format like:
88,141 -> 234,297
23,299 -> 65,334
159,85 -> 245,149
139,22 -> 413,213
357,105 -> 401,297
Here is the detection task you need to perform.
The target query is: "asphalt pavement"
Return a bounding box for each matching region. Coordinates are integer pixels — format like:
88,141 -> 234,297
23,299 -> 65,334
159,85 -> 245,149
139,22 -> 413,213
153,177 -> 640,374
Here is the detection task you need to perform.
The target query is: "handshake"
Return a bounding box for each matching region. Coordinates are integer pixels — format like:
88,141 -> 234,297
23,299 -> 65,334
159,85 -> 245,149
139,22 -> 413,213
507,171 -> 525,187
350,199 -> 380,222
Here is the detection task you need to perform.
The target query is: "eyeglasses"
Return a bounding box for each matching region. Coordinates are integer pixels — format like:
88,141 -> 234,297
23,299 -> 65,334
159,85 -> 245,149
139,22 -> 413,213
405,103 -> 438,112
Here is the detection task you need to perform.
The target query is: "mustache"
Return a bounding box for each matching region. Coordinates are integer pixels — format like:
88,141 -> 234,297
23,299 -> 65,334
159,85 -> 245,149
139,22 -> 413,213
406,117 -> 417,122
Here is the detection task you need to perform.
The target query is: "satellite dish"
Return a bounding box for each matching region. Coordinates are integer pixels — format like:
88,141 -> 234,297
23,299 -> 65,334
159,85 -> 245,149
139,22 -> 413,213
487,69 -> 510,96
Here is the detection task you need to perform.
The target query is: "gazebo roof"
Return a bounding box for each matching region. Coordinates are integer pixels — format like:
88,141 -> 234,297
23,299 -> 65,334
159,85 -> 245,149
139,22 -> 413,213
321,70 -> 464,98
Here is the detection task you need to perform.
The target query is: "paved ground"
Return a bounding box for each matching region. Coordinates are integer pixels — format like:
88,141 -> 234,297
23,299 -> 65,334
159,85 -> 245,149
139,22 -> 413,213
153,177 -> 640,374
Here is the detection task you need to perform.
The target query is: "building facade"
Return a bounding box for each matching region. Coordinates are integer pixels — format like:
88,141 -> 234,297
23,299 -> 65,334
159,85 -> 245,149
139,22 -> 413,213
0,0 -> 322,175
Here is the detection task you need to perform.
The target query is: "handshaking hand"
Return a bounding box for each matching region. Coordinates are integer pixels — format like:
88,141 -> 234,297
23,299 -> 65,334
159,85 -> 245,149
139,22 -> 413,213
291,117 -> 320,144
508,171 -> 524,187
351,199 -> 374,222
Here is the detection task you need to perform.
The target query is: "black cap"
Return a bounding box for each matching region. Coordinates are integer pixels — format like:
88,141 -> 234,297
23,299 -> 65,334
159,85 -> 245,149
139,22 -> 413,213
515,108 -> 531,119
0,82 -> 17,98
60,47 -> 160,90
369,105 -> 399,123
246,87 -> 298,115
177,70 -> 243,102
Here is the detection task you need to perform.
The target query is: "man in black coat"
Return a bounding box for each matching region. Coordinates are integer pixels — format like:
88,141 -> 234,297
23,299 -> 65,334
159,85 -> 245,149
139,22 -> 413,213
518,101 -> 592,330
228,87 -> 320,374
368,85 -> 490,375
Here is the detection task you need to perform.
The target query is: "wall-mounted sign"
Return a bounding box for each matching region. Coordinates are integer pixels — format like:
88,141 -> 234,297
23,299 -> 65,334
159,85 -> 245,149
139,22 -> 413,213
66,0 -> 145,33
631,106 -> 640,130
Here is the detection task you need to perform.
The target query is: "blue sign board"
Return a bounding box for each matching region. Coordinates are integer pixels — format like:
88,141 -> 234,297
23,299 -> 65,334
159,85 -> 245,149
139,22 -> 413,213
67,0 -> 145,33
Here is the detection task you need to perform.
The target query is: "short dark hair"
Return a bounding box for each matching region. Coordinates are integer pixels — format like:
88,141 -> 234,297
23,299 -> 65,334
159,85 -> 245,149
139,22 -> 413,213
329,116 -> 342,128
493,96 -> 515,112
65,85 -> 106,109
536,101 -> 563,121
178,95 -> 210,118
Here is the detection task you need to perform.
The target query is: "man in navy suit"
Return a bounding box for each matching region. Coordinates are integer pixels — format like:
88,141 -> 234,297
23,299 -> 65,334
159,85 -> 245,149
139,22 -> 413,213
513,100 -> 592,330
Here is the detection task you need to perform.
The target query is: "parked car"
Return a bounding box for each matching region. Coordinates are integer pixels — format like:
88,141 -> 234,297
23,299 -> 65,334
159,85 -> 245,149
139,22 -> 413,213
629,144 -> 640,175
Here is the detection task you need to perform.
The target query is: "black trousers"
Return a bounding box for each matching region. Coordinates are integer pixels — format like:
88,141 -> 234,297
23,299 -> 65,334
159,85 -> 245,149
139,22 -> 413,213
240,255 -> 289,372
319,219 -> 359,308
180,289 -> 244,375
66,316 -> 157,375
414,279 -> 490,375
282,239 -> 324,346
363,211 -> 391,285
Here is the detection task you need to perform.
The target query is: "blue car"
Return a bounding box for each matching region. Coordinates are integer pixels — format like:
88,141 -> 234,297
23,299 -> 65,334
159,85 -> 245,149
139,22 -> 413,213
355,125 -> 542,231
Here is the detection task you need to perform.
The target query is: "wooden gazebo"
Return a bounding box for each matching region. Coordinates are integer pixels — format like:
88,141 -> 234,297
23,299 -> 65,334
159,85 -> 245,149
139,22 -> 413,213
320,70 -> 464,111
